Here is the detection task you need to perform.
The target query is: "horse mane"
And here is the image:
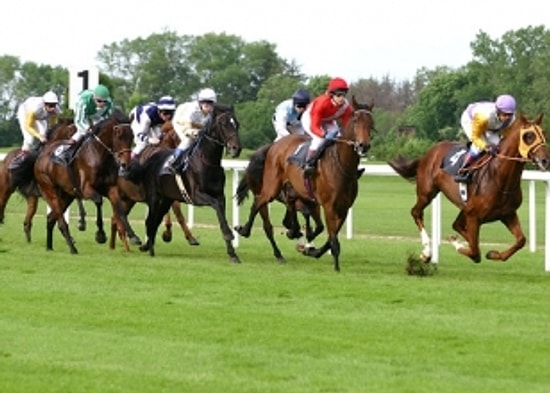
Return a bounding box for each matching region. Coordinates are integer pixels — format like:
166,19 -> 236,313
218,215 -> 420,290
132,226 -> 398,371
111,107 -> 131,123
214,103 -> 234,112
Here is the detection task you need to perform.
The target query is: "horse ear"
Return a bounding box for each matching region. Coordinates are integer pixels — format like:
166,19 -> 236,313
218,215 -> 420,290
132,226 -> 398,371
369,98 -> 375,110
534,113 -> 544,124
352,95 -> 358,108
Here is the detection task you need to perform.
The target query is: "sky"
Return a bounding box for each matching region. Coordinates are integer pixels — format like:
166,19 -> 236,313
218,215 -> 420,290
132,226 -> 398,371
1,0 -> 548,83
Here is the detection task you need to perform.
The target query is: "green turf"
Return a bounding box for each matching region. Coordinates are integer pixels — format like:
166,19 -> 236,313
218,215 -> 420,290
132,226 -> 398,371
1,174 -> 549,393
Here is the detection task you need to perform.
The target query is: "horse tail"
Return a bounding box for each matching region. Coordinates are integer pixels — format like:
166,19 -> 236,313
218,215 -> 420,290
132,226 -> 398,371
235,143 -> 272,205
387,156 -> 419,182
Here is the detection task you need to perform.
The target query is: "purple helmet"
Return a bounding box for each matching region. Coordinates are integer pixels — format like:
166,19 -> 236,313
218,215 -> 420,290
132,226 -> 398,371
495,94 -> 516,114
292,89 -> 310,106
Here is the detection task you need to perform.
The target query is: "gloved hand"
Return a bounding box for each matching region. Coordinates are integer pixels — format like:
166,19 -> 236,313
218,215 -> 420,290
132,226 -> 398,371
488,145 -> 499,156
149,136 -> 160,145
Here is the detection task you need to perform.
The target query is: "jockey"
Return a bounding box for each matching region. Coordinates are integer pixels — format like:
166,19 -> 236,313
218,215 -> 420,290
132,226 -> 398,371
119,95 -> 176,177
272,89 -> 311,141
9,91 -> 61,170
162,88 -> 217,173
301,77 -> 353,176
53,84 -> 113,164
454,94 -> 517,183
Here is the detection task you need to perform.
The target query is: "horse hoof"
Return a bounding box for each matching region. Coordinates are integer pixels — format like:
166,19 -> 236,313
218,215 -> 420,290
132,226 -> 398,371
162,232 -> 172,243
229,256 -> 241,264
139,244 -> 149,252
95,231 -> 107,244
234,225 -> 250,238
419,252 -> 432,263
187,237 -> 200,246
77,222 -> 86,231
130,236 -> 142,246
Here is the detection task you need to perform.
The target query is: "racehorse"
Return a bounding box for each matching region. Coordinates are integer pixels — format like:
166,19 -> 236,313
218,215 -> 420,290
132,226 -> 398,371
33,110 -> 134,253
111,121 -> 199,249
234,143 -> 324,262
134,104 -> 242,261
0,119 -> 89,242
235,97 -> 374,271
387,113 -> 550,263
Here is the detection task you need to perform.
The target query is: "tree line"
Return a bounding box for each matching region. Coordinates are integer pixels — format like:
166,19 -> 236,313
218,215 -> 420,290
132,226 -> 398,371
1,25 -> 549,161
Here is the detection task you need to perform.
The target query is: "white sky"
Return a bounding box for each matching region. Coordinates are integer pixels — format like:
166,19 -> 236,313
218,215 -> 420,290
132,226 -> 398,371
2,0 -> 548,82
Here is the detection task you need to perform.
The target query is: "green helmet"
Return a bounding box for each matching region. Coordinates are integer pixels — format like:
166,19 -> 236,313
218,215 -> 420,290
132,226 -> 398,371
93,84 -> 110,100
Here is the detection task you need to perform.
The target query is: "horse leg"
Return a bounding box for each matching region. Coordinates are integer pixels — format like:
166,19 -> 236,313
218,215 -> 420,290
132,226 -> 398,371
23,195 -> 39,243
485,213 -> 526,261
411,189 -> 440,262
0,182 -> 15,224
303,207 -> 344,272
47,198 -> 78,254
234,196 -> 261,238
171,201 -> 199,245
93,199 -> 107,244
76,199 -> 87,231
162,212 -> 173,242
450,212 -> 481,263
259,203 -> 285,263
140,198 -> 172,256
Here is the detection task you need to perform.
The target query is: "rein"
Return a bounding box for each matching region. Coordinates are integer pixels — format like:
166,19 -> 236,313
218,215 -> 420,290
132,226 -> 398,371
90,123 -> 132,159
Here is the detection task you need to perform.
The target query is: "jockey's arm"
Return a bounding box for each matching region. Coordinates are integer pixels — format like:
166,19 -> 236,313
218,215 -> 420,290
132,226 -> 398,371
309,110 -> 325,137
135,115 -> 152,142
73,101 -> 90,132
23,111 -> 41,139
471,113 -> 490,150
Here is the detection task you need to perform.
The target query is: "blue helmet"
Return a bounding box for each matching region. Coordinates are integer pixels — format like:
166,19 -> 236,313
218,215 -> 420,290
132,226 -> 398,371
292,89 -> 311,106
157,95 -> 176,111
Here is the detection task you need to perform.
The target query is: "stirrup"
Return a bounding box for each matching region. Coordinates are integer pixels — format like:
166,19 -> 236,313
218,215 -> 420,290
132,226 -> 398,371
454,171 -> 471,184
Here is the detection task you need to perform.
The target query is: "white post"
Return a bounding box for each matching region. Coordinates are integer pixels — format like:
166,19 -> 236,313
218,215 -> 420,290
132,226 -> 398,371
346,207 -> 353,239
529,180 -> 536,252
187,203 -> 194,228
431,193 -> 441,263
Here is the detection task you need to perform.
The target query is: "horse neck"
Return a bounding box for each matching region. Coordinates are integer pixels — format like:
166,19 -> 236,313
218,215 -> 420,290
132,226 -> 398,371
491,128 -> 525,189
196,136 -> 224,166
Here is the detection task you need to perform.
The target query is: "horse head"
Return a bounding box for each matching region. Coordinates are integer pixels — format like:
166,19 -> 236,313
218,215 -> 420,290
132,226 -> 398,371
92,109 -> 133,169
345,96 -> 374,156
209,104 -> 242,158
504,113 -> 550,171
159,121 -> 180,149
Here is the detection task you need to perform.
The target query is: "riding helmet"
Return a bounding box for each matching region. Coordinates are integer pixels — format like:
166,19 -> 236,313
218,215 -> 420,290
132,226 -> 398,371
157,96 -> 176,110
93,84 -> 111,100
495,94 -> 516,114
198,88 -> 217,103
327,77 -> 349,93
292,89 -> 311,106
43,91 -> 59,104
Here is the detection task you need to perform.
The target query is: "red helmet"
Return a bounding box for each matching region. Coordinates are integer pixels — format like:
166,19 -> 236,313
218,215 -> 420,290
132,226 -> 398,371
327,77 -> 349,93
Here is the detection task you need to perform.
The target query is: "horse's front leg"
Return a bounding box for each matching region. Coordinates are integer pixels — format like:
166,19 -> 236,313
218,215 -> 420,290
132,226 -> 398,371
76,199 -> 87,231
48,198 -> 78,254
486,213 -> 526,261
140,198 -> 172,256
450,212 -> 481,263
411,195 -> 435,262
106,187 -> 133,252
203,193 -> 240,263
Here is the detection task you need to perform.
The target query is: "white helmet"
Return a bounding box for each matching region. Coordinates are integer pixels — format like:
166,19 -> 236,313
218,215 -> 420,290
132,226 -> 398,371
157,95 -> 176,110
43,91 -> 59,104
197,88 -> 217,103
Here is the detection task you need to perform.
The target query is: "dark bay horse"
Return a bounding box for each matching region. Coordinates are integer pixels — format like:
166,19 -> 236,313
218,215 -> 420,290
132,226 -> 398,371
34,111 -> 134,253
0,119 -> 89,241
135,104 -> 242,261
235,97 -> 374,271
111,121 -> 198,249
234,143 -> 324,262
388,113 -> 550,263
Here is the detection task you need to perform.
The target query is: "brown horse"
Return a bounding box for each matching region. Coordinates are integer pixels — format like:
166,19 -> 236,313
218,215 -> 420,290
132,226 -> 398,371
234,143 -> 324,262
388,113 -> 550,263
111,121 -> 198,249
235,97 -> 374,271
0,119 -> 90,241
34,110 -> 134,253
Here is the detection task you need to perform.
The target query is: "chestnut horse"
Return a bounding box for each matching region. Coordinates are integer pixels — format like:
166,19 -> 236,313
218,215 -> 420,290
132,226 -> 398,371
235,97 -> 374,271
112,121 -> 198,249
0,119 -> 89,241
234,143 -> 324,262
388,113 -> 550,263
134,104 -> 242,261
34,110 -> 134,253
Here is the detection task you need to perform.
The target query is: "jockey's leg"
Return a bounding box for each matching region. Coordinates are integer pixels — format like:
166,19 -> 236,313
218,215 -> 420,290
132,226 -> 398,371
454,151 -> 477,183
163,136 -> 193,173
303,135 -> 325,176
54,130 -> 86,165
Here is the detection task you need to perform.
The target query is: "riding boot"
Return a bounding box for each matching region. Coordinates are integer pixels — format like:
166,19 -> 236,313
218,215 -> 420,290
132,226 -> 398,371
303,149 -> 318,176
454,152 -> 476,183
8,150 -> 30,171
162,148 -> 187,174
53,140 -> 77,165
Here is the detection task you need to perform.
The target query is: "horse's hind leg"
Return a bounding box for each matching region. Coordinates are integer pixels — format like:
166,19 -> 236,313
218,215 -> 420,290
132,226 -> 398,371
23,196 -> 39,243
259,204 -> 285,263
486,213 -> 526,261
170,201 -> 199,246
450,212 -> 481,263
